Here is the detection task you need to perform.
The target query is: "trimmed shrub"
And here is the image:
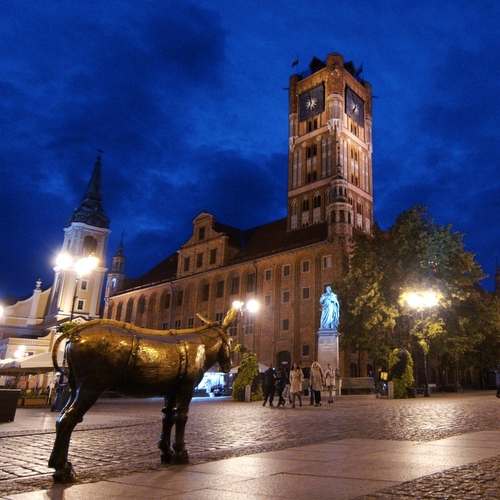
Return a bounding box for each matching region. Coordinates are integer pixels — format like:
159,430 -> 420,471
389,348 -> 414,399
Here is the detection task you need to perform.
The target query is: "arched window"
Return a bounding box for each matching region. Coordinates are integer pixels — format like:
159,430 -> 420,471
82,236 -> 97,256
125,298 -> 134,323
301,197 -> 309,212
313,193 -> 321,209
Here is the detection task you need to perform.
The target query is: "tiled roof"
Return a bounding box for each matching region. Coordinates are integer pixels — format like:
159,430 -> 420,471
118,217 -> 328,293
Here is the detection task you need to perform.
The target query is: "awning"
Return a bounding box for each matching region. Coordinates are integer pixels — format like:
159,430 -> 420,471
229,363 -> 269,374
0,352 -> 56,374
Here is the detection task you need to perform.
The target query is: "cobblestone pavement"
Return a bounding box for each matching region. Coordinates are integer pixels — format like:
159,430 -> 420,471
1,392 -> 500,498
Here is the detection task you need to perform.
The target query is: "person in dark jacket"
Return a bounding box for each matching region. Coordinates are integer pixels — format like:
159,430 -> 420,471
262,364 -> 276,407
275,367 -> 286,407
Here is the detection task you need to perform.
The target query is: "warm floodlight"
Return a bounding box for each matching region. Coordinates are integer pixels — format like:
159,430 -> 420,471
246,299 -> 260,314
232,300 -> 244,310
406,291 -> 438,310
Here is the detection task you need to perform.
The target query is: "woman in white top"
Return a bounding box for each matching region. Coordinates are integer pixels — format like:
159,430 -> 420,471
289,362 -> 304,408
324,363 -> 336,403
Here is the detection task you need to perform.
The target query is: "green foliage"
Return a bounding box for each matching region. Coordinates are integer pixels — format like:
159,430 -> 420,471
56,321 -> 78,334
232,349 -> 262,401
389,348 -> 414,399
339,205 -> 490,371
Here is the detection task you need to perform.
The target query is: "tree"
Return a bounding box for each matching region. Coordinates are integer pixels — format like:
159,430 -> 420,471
340,205 -> 489,377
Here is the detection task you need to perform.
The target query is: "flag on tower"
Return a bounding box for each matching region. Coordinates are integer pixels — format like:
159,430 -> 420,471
291,58 -> 299,68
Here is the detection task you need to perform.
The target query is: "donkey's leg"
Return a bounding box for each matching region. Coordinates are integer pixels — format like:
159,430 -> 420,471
158,395 -> 176,463
48,387 -> 102,483
172,392 -> 193,464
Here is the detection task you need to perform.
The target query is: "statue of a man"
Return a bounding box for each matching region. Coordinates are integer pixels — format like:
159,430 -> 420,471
319,286 -> 340,330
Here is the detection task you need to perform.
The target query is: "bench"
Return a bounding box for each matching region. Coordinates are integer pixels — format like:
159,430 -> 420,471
340,377 -> 375,395
416,383 -> 437,394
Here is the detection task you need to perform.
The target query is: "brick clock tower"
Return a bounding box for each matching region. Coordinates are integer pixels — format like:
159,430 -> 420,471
288,53 -> 373,275
288,53 -> 374,371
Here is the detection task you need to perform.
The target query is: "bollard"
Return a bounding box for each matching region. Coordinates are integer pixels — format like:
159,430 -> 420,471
244,384 -> 251,402
388,381 -> 394,399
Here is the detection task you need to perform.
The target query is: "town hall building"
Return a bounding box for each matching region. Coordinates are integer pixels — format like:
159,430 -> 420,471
103,53 -> 374,375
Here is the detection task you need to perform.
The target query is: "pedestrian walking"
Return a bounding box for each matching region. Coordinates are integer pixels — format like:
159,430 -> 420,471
262,364 -> 276,406
324,363 -> 336,403
289,362 -> 304,408
276,367 -> 286,407
310,361 -> 324,406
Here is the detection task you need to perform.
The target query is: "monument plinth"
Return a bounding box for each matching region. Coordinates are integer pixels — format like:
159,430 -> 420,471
317,329 -> 339,373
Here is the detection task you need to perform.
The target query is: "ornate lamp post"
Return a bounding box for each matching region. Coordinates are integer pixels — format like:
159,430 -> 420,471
406,291 -> 438,397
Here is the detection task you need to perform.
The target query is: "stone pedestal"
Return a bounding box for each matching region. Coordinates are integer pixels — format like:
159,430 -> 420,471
317,329 -> 339,371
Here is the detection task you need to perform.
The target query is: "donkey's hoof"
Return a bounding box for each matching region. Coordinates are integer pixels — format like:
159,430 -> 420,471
175,450 -> 190,464
160,451 -> 175,464
53,462 -> 77,484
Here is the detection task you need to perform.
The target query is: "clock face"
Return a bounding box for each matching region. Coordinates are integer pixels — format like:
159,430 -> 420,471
299,83 -> 325,122
345,86 -> 364,125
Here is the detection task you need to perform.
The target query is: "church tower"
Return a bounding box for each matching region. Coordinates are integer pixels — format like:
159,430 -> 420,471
104,236 -> 126,301
47,154 -> 110,322
288,53 -> 373,274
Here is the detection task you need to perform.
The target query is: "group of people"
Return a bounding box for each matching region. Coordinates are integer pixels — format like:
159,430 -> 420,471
262,361 -> 338,408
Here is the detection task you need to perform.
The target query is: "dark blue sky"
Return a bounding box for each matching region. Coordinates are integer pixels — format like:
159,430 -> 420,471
1,1 -> 499,299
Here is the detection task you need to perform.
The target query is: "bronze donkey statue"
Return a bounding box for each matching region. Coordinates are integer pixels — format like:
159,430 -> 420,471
48,306 -> 237,483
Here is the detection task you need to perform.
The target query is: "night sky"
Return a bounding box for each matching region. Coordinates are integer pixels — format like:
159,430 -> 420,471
1,1 -> 499,300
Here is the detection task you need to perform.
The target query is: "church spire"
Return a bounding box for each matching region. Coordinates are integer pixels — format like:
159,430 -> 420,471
66,152 -> 110,229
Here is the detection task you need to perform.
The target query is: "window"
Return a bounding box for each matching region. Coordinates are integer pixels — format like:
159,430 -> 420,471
282,318 -> 290,330
313,193 -> 321,208
264,294 -> 271,307
162,322 -> 169,330
196,253 -> 203,268
216,280 -> 224,298
283,264 -> 291,277
230,277 -> 240,295
228,318 -> 238,337
302,344 -> 310,357
302,260 -> 310,273
246,273 -> 256,292
209,248 -> 217,265
265,269 -> 272,281
283,290 -> 290,303
176,290 -> 183,307
187,317 -> 194,328
164,293 -> 171,309
302,287 -> 310,300
198,227 -> 205,240
215,312 -> 223,323
323,256 -> 332,269
174,319 -> 181,329
80,280 -> 88,291
302,198 -> 309,212
244,314 -> 255,335
202,283 -> 209,302
77,299 -> 84,310
183,257 -> 190,272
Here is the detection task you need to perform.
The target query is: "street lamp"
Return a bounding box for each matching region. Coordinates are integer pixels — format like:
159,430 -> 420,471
56,253 -> 99,320
406,291 -> 438,397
